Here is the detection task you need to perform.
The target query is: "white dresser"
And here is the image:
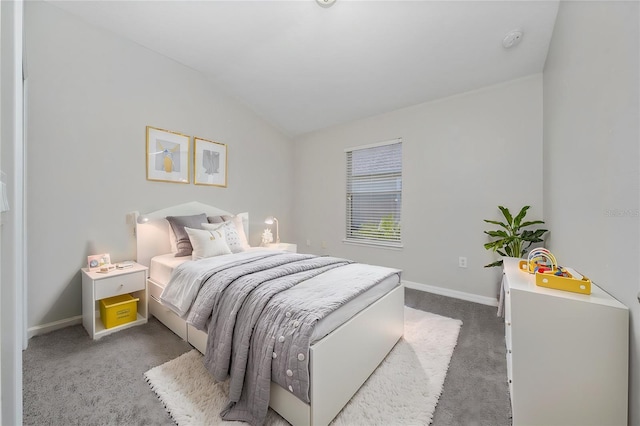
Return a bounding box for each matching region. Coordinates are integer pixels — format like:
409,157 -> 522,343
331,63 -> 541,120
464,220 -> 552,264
502,257 -> 628,426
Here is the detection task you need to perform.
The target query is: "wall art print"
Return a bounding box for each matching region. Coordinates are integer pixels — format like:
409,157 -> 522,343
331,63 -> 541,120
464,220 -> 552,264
194,137 -> 227,187
146,126 -> 190,184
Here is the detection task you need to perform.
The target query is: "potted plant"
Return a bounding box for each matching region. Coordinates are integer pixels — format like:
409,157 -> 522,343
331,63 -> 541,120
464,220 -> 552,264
483,205 -> 548,268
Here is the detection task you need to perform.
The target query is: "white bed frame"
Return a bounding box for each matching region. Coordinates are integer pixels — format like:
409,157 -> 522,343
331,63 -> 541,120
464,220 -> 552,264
136,202 -> 404,426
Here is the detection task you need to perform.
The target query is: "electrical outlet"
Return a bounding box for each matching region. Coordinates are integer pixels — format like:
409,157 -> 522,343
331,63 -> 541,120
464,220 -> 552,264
306,239 -> 311,247
458,257 -> 467,268
321,241 -> 327,249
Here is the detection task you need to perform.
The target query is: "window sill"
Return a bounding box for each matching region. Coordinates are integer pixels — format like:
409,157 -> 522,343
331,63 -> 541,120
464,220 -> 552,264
342,239 -> 404,250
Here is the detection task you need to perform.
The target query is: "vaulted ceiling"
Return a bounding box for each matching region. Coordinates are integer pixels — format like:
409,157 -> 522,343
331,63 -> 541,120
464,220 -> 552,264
48,1 -> 560,137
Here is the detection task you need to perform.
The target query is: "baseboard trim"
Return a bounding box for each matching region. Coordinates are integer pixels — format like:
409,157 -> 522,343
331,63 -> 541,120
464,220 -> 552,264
27,315 -> 83,339
27,285 -> 496,337
403,280 -> 498,307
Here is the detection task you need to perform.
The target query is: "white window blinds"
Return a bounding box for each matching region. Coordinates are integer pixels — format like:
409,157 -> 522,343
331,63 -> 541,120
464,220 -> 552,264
346,139 -> 402,246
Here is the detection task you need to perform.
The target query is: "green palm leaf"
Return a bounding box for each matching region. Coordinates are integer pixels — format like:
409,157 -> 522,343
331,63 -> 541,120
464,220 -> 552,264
513,206 -> 530,228
484,230 -> 510,238
520,220 -> 545,228
498,206 -> 513,225
483,219 -> 509,229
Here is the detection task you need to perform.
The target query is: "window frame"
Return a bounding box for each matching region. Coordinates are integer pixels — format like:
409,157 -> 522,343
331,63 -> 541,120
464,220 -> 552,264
343,138 -> 403,249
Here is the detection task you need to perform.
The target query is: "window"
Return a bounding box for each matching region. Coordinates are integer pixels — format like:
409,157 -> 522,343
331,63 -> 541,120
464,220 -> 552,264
345,139 -> 402,247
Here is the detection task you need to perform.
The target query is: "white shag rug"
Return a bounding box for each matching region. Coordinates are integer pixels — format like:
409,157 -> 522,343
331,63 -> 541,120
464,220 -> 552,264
145,307 -> 462,425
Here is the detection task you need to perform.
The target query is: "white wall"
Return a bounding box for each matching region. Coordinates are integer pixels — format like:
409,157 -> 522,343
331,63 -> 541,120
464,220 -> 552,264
1,1 -> 24,423
543,1 -> 639,424
293,75 -> 543,301
24,1 -> 294,330
1,4 -> 4,420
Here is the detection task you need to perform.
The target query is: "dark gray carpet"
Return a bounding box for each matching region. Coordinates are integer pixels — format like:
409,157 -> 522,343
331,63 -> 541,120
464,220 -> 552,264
23,289 -> 511,425
404,288 -> 511,426
23,317 -> 191,426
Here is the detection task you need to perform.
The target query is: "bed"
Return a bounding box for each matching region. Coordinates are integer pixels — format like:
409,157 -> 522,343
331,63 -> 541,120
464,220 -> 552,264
136,201 -> 404,425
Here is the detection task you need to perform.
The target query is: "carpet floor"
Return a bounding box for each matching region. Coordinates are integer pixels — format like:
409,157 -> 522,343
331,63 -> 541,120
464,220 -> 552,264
23,288 -> 511,425
144,308 -> 462,425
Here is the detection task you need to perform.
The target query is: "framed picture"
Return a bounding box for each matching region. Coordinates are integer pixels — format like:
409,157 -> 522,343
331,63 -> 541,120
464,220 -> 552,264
146,126 -> 190,184
87,253 -> 111,272
194,137 -> 227,187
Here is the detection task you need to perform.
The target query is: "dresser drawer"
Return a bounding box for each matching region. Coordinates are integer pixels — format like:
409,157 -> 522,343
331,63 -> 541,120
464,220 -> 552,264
506,346 -> 513,382
95,271 -> 145,300
504,287 -> 511,323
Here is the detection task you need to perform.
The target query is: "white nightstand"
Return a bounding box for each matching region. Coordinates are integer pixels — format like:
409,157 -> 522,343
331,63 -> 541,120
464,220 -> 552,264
266,243 -> 297,253
81,263 -> 148,339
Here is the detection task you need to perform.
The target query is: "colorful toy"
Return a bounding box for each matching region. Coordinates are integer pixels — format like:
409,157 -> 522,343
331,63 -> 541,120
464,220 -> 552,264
519,248 -> 558,274
518,248 -> 591,295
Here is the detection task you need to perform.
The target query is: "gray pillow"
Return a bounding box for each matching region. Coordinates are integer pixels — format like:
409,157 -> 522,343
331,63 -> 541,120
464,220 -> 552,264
207,215 -> 232,224
166,213 -> 207,257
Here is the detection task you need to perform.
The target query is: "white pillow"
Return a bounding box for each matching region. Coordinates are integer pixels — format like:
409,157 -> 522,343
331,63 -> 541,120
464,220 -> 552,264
234,212 -> 250,248
184,227 -> 232,260
202,220 -> 249,253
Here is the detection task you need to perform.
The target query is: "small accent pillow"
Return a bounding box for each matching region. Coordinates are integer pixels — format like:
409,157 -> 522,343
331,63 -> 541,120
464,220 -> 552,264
184,227 -> 232,260
202,221 -> 247,253
166,213 -> 207,257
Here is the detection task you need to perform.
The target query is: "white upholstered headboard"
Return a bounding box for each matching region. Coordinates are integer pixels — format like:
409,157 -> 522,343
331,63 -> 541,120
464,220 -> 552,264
135,201 -> 248,267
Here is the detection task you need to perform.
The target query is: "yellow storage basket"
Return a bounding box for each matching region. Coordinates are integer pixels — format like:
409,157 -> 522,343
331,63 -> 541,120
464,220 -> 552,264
99,294 -> 139,329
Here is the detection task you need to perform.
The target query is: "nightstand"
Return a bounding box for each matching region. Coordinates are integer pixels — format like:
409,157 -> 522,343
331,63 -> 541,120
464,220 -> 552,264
81,263 -> 148,339
266,243 -> 297,253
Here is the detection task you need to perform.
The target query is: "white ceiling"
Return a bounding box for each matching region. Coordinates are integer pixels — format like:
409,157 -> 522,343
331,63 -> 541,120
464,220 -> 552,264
48,0 -> 560,137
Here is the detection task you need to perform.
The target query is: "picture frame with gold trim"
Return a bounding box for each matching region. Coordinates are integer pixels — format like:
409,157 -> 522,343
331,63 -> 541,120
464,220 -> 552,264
194,137 -> 227,187
146,126 -> 190,183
